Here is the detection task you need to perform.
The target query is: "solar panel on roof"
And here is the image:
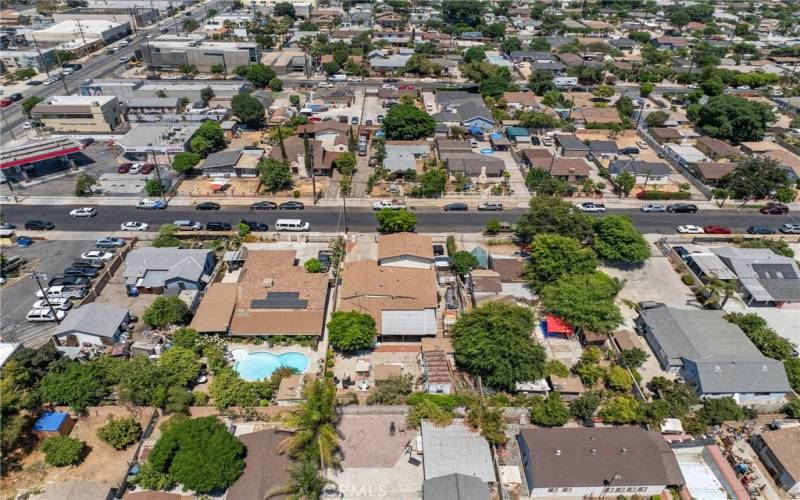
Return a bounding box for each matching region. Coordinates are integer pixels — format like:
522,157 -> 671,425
250,291 -> 308,309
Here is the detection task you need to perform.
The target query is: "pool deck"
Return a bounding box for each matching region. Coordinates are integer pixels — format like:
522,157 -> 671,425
227,344 -> 322,376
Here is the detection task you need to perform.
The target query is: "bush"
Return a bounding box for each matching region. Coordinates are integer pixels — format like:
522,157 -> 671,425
134,461 -> 176,491
192,391 -> 209,406
171,327 -> 200,353
327,311 -> 377,352
681,275 -> 695,286
605,366 -> 634,392
97,417 -> 141,450
485,219 -> 501,235
293,189 -> 301,198
41,436 -> 84,466
446,235 -> 457,256
366,375 -> 414,405
529,392 -> 570,426
304,258 -> 324,273
143,296 -> 189,328
636,190 -> 692,200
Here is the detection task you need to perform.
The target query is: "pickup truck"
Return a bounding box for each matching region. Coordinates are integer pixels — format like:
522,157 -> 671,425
36,285 -> 87,300
372,200 -> 406,211
577,202 -> 606,213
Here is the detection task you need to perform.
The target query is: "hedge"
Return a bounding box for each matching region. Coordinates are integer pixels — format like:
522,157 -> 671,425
636,191 -> 692,200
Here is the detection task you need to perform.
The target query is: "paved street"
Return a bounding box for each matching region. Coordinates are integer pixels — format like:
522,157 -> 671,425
0,204 -> 795,234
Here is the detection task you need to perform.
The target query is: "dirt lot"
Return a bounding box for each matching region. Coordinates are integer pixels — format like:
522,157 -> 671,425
0,406 -> 151,498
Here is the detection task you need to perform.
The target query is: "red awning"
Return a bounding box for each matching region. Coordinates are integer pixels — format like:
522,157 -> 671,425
546,315 -> 572,334
0,145 -> 83,170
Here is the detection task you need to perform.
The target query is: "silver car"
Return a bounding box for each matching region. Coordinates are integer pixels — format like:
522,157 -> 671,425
779,223 -> 800,234
641,204 -> 666,212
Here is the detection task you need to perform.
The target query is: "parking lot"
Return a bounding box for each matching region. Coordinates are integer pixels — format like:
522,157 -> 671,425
0,239 -> 102,346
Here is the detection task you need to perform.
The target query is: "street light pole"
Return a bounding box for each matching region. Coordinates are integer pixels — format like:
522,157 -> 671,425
28,272 -> 61,324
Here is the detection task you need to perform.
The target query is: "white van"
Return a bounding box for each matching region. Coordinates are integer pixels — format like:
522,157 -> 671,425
328,74 -> 347,82
26,308 -> 66,323
275,219 -> 310,232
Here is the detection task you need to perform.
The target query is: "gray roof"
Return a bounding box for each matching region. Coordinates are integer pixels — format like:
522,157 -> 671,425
383,149 -> 416,173
53,303 -> 128,339
609,160 -> 672,176
421,420 -> 495,483
433,101 -> 493,124
711,247 -> 800,302
124,247 -> 212,287
422,474 -> 490,500
555,134 -> 589,151
200,150 -> 242,170
443,153 -> 505,176
382,309 -> 436,336
640,306 -> 791,394
370,55 -> 411,68
509,51 -> 555,61
686,254 -> 738,280
588,140 -> 618,154
531,61 -> 566,71
125,97 -> 180,108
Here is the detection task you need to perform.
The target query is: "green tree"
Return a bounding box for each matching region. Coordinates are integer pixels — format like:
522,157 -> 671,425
282,378 -> 340,468
485,219 -> 501,235
525,234 -> 598,289
147,416 -> 245,493
479,74 -> 511,99
784,397 -> 800,419
304,258 -> 324,273
600,395 -> 641,424
289,95 -> 301,109
327,311 -> 377,352
529,392 -> 570,426
208,369 -> 273,408
528,69 -> 556,96
158,346 -> 201,387
501,36 -> 523,54
442,0 -> 484,26
74,173 -> 98,197
273,1 -> 296,18
412,168 -> 447,197
245,63 -> 278,88
700,77 -> 724,97
97,417 -> 141,450
699,397 -> 745,425
200,86 -> 215,107
449,251 -> 479,277
540,271 -> 624,334
171,152 -> 201,173
639,82 -> 654,96
39,360 -> 113,412
258,157 -> 292,193
515,195 -> 595,243
366,375 -> 414,405
570,391 -> 603,420
152,224 -> 181,248
785,358 -> 800,393
615,95 -> 634,119
231,93 -> 265,128
375,209 -> 417,233
605,366 -> 634,392
592,215 -> 651,264
41,436 -> 84,466
334,151 -> 356,176
143,296 -> 189,328
145,179 -> 163,197
182,17 -> 199,34
463,46 -> 486,63
134,462 -> 176,491
21,96 -> 43,118
171,327 -> 200,352
691,95 -> 775,143
615,170 -> 636,196
518,110 -> 559,129
269,78 -> 283,91
466,405 -> 507,446
592,84 -> 614,100
619,348 -> 648,369
452,302 -> 546,391
383,103 -> 435,140
645,110 -> 669,127
721,157 -> 792,202
724,313 -> 795,361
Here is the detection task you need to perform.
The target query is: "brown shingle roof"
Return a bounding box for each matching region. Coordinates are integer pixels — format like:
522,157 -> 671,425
340,260 -> 437,332
693,162 -> 735,180
549,158 -> 591,176
763,148 -> 800,176
650,127 -> 682,140
378,233 -> 434,261
470,269 -> 503,293
576,107 -> 621,124
296,121 -> 349,135
503,92 -> 537,106
226,430 -> 293,500
549,374 -> 586,394
190,282 -> 237,333
489,256 -> 526,283
758,427 -> 800,483
696,136 -> 739,158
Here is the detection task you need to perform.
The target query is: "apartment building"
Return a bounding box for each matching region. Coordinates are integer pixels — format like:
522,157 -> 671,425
30,95 -> 124,133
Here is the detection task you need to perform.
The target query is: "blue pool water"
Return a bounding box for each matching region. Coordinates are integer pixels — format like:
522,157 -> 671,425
480,148 -> 494,155
234,351 -> 309,381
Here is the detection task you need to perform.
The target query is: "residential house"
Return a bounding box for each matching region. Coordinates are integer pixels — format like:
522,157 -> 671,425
509,51 -> 556,63
422,474 -> 490,500
488,255 -> 532,301
314,86 -> 356,108
554,134 -> 590,157
548,158 -> 591,183
378,232 -> 434,269
503,91 -> 537,110
468,269 -> 504,304
649,127 -> 683,144
436,139 -> 473,156
774,97 -> 800,116
433,91 -> 495,132
548,374 -> 586,402
340,259 -> 438,340
654,36 -> 688,49
372,31 -> 411,47
691,162 -> 735,185
226,429 -> 293,500
421,420 -> 496,484
695,136 -> 739,160
517,427 -> 685,499
664,144 -> 709,168
556,52 -> 584,67
740,141 -> 782,155
588,140 -> 619,159
505,127 -> 532,146
123,248 -> 215,294
751,426 -> 800,495
442,153 -> 505,178
374,11 -> 405,29
608,159 -> 673,185
384,141 -> 430,175
422,349 -> 453,394
521,147 -> 554,167
711,247 -> 800,307
296,120 -> 349,142
197,149 -> 263,177
190,282 -> 238,334
52,303 -> 130,348
762,148 -> 800,180
610,38 -> 640,51
531,60 -> 566,74
636,304 -> 792,406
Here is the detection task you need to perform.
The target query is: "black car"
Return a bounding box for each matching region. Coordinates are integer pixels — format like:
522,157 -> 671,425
64,266 -> 98,278
71,259 -> 104,269
8,93 -> 22,102
206,221 -> 232,231
239,220 -> 268,231
530,136 -> 541,145
250,201 -> 277,210
747,225 -> 776,235
279,201 -> 305,210
24,220 -> 54,230
666,204 -> 698,214
317,253 -> 331,272
760,202 -> 789,215
26,80 -> 43,86
433,244 -> 445,257
383,78 -> 398,83
619,147 -> 640,155
48,276 -> 90,287
444,203 -> 468,212
672,246 -> 690,259
195,202 -> 220,210
145,74 -> 162,80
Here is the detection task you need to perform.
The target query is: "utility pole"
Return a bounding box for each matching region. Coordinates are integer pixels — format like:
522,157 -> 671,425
52,49 -> 71,95
28,273 -> 61,324
149,148 -> 168,202
76,20 -> 88,49
30,34 -> 51,77
342,193 -> 348,233
2,113 -> 17,140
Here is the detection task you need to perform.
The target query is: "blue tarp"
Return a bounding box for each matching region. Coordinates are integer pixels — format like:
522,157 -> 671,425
468,126 -> 483,136
33,412 -> 68,432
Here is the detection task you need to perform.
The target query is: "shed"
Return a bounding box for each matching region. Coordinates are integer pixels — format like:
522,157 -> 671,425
33,411 -> 75,438
544,315 -> 573,337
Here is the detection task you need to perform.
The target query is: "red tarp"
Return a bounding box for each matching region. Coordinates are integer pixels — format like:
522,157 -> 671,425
546,315 -> 573,335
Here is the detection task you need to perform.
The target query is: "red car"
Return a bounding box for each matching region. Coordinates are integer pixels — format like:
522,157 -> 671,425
0,99 -> 12,108
309,116 -> 322,122
141,163 -> 155,174
399,85 -> 415,90
117,163 -> 132,174
703,224 -> 732,234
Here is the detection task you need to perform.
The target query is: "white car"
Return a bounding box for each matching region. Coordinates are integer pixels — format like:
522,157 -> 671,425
381,83 -> 396,89
578,202 -> 606,213
641,204 -> 666,212
146,33 -> 154,39
687,84 -> 699,89
736,85 -> 751,90
129,163 -> 143,174
120,221 -> 149,231
636,140 -> 649,149
70,207 -> 97,217
32,298 -> 72,311
348,76 -> 363,82
318,82 -> 333,88
677,225 -> 704,234
81,251 -> 115,261
22,121 -> 32,130
43,78 -> 55,86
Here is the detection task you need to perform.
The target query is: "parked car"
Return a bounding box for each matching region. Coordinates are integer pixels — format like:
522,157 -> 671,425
136,198 -> 167,209
206,221 -> 232,231
27,308 -> 66,323
69,207 -> 97,217
71,258 -> 104,269
8,93 -> 22,102
443,203 -> 468,211
703,224 -> 732,234
24,220 -> 54,230
117,163 -> 132,174
96,237 -> 126,248
279,201 -> 305,210
26,80 -> 43,86
641,204 -> 667,212
48,276 -> 90,287
120,221 -> 149,231
317,250 -> 331,272
672,246 -> 690,259
239,220 -> 268,231
666,204 -> 698,213
0,99 -> 12,108
432,245 -> 445,257
779,223 -> 800,234
383,78 -> 398,83
747,225 -> 776,235
350,116 -> 359,125
195,202 -> 220,210
173,220 -> 203,231
128,163 -> 143,174
64,266 -> 98,278
373,200 -> 405,210
251,201 -> 277,210
0,223 -> 15,229
141,163 -> 155,174
760,202 -> 789,215
81,251 -> 115,261
619,147 -> 640,155
32,298 -> 72,311
676,225 -> 704,234
477,202 -> 503,211
577,202 -> 606,213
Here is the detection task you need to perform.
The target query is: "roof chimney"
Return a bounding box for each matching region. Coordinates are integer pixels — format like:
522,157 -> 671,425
621,448 -> 628,454
555,449 -> 561,456
262,278 -> 273,288
591,448 -> 597,454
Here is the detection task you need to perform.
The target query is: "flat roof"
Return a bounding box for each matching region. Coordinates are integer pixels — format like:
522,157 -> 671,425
116,123 -> 200,152
42,95 -> 115,106
0,137 -> 84,170
190,282 -> 237,333
36,19 -> 125,34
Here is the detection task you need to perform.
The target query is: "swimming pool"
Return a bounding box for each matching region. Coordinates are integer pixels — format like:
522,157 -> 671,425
233,351 -> 309,381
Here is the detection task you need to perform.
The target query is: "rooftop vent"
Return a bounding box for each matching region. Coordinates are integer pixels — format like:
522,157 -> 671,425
555,449 -> 561,456
262,278 -> 273,288
621,448 -> 628,454
591,448 -> 597,455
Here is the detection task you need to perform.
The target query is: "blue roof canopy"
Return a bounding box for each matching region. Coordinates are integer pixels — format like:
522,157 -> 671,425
468,126 -> 483,136
34,412 -> 68,432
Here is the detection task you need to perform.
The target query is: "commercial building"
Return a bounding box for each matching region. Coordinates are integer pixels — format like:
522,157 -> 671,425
27,19 -> 131,44
52,7 -> 159,28
0,47 -> 56,72
137,35 -> 260,72
116,122 -> 201,155
517,427 -> 685,498
83,0 -> 192,15
31,95 -> 124,133
80,78 -> 249,102
636,304 -> 791,406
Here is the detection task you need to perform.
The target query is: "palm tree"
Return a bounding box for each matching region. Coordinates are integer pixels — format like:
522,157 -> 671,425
272,458 -> 333,500
280,378 -> 340,469
702,278 -> 739,308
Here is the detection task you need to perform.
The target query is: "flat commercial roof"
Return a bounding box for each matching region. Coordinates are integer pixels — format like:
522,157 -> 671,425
0,137 -> 83,170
